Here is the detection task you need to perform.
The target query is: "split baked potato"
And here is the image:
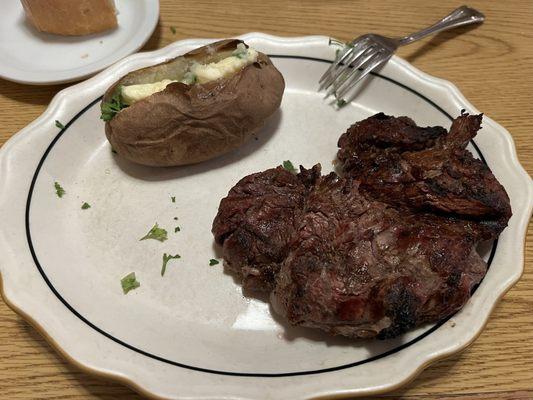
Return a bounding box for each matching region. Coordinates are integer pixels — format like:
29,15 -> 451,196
101,39 -> 285,166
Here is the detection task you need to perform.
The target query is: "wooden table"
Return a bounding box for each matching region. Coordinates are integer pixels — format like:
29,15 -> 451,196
1,0 -> 531,398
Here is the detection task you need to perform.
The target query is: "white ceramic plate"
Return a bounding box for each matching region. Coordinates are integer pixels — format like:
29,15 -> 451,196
0,34 -> 531,399
0,0 -> 159,85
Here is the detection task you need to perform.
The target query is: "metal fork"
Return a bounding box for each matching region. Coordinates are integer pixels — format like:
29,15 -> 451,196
319,6 -> 485,103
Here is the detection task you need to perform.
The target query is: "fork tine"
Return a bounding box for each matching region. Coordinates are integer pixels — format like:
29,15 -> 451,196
337,53 -> 391,101
324,46 -> 378,98
318,45 -> 352,85
332,46 -> 378,90
318,37 -> 367,85
319,40 -> 371,91
318,39 -> 369,90
322,45 -> 377,96
335,51 -> 386,99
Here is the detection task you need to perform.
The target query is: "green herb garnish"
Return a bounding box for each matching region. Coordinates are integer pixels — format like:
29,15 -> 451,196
101,90 -> 127,122
54,182 -> 66,198
209,259 -> 219,266
170,26 -> 177,34
55,120 -> 65,129
282,160 -> 297,174
173,217 -> 178,220
336,99 -> 347,108
81,202 -> 91,210
174,226 -> 180,233
161,253 -> 180,276
121,272 -> 140,294
171,196 -> 176,203
181,72 -> 197,85
140,223 -> 168,242
232,43 -> 248,59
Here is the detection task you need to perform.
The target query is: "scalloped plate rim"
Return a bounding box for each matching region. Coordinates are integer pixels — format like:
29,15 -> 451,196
0,33 -> 531,399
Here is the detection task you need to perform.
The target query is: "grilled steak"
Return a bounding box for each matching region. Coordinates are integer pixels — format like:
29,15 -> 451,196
338,112 -> 511,226
212,113 -> 511,339
272,169 -> 489,338
212,165 -> 320,291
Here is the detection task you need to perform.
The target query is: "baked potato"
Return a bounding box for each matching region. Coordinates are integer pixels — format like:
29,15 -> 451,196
101,39 -> 285,166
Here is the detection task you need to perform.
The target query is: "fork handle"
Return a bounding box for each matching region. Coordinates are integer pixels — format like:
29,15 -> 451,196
398,6 -> 485,46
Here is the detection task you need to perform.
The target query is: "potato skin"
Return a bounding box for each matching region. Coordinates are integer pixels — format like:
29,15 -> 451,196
103,40 -> 285,167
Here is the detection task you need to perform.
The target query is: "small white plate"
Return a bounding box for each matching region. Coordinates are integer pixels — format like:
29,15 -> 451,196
0,0 -> 159,85
0,34 -> 531,399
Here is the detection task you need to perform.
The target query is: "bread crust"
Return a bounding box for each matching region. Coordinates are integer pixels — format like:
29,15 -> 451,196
21,0 -> 117,36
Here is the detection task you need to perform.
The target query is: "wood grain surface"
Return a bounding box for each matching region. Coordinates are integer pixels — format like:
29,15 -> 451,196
0,0 -> 531,398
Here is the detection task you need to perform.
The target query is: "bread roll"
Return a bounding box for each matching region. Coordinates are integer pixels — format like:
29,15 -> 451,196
21,0 -> 118,36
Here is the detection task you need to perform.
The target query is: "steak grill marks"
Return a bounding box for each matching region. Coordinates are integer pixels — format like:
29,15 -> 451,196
212,113 -> 511,339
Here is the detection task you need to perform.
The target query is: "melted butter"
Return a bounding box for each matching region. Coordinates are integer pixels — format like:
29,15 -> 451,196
120,44 -> 258,105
